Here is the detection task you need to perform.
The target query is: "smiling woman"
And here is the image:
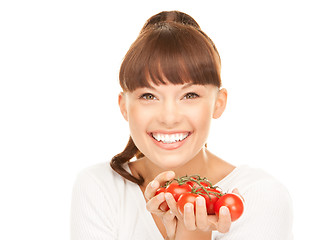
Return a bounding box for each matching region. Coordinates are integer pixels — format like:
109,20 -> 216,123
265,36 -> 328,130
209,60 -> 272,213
70,10 -> 293,240
112,10 -> 224,186
118,82 -> 226,172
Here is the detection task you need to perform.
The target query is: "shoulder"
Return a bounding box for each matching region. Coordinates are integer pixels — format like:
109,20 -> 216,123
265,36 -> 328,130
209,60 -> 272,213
218,165 -> 288,193
74,162 -> 123,185
215,166 -> 293,239
222,165 -> 292,207
237,166 -> 293,213
71,162 -> 125,239
225,166 -> 292,237
217,165 -> 293,219
72,162 -> 128,204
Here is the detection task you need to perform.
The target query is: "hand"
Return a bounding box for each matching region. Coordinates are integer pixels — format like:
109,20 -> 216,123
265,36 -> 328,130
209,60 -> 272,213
165,188 -> 243,237
164,193 -> 231,235
144,171 -> 177,239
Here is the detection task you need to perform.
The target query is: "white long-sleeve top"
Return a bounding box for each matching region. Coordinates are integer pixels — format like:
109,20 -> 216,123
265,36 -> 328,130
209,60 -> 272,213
70,162 -> 293,240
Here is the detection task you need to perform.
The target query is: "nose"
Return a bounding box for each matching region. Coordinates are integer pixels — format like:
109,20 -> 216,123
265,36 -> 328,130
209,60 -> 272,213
157,100 -> 182,127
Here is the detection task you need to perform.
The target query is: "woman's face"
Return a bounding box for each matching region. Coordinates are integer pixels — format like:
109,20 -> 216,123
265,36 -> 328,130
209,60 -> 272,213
119,82 -> 227,170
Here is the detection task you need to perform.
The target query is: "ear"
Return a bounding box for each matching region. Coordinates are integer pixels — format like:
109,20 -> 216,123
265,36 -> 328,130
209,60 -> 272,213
213,88 -> 227,119
118,92 -> 128,121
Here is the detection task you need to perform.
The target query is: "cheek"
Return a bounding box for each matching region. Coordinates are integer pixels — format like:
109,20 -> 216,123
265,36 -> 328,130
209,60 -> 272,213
127,106 -> 151,153
128,106 -> 147,129
184,102 -> 214,127
127,105 -> 156,141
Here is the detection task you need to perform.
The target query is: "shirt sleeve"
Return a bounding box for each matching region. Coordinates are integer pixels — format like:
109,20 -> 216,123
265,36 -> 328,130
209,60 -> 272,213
70,170 -> 118,240
214,179 -> 293,240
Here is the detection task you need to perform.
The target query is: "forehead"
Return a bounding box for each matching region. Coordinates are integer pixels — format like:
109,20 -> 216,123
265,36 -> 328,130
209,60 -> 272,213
143,81 -> 194,90
132,82 -> 218,94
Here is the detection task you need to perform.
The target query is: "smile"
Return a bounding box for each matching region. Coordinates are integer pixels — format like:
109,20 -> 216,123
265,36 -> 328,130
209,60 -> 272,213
151,132 -> 190,144
149,131 -> 192,150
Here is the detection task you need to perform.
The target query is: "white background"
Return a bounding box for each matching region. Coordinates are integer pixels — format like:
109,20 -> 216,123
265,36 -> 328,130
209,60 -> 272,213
1,0 -> 334,239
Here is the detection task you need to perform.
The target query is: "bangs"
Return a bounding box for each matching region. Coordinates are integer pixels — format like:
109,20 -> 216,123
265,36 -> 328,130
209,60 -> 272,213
119,21 -> 221,92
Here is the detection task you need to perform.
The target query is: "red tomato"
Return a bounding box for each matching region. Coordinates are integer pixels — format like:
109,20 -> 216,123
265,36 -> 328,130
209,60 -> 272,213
155,187 -> 169,211
214,193 -> 244,221
199,188 -> 222,215
165,182 -> 192,202
177,192 -> 198,214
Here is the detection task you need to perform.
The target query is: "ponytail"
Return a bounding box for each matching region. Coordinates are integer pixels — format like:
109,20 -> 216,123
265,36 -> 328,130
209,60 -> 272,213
110,136 -> 145,185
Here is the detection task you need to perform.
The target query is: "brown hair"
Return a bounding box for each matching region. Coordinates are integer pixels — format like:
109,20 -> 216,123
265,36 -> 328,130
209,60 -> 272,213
111,11 -> 222,185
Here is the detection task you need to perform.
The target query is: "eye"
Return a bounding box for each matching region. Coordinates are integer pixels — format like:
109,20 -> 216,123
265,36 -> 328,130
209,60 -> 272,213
139,93 -> 157,100
183,92 -> 200,99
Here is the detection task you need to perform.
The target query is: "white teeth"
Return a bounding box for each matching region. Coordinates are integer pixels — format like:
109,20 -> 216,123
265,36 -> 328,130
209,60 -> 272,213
152,132 -> 189,143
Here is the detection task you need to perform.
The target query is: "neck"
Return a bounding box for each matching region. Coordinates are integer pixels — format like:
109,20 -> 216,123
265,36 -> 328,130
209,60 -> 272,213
130,147 -> 235,193
137,147 -> 211,186
171,148 -> 209,178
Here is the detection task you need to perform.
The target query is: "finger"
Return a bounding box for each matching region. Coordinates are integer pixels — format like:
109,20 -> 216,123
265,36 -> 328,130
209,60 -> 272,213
232,188 -> 245,202
183,203 -> 196,231
162,210 -> 177,239
217,206 -> 231,233
165,192 -> 183,220
154,171 -> 175,185
144,180 -> 159,201
195,196 -> 209,231
144,171 -> 175,200
232,188 -> 239,194
146,192 -> 165,216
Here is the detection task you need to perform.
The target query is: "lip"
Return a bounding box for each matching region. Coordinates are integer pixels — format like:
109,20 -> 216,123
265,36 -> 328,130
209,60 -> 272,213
148,131 -> 192,150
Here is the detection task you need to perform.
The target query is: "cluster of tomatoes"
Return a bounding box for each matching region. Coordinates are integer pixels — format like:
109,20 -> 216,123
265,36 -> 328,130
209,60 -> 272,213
155,175 -> 244,222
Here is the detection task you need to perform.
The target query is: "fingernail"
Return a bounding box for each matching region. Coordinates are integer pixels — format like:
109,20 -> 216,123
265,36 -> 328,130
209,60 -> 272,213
196,197 -> 205,206
220,206 -> 229,215
185,203 -> 193,212
150,180 -> 158,188
165,193 -> 171,200
167,171 -> 175,179
157,192 -> 164,201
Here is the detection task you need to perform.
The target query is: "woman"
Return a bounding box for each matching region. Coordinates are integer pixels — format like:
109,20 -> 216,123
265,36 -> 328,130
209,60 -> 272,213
71,10 -> 293,240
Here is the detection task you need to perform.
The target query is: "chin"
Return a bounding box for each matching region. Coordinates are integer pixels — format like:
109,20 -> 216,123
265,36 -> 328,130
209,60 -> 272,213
153,155 -> 190,170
